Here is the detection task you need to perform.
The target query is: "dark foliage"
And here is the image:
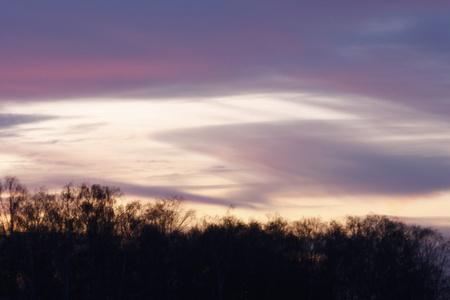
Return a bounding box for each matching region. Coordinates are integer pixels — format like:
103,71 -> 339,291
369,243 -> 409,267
0,176 -> 449,299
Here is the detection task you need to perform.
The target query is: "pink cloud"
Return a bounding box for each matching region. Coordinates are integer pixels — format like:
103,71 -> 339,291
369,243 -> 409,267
2,60 -> 205,81
1,0 -> 449,115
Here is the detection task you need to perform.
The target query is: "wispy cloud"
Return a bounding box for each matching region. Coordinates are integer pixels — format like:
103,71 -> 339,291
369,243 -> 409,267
0,114 -> 55,129
19,173 -> 235,208
1,1 -> 449,116
2,1 -> 450,221
156,119 -> 450,203
397,216 -> 450,237
114,181 -> 239,207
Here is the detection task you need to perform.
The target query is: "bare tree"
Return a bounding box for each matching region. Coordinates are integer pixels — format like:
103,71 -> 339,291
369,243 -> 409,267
0,176 -> 27,236
143,196 -> 195,235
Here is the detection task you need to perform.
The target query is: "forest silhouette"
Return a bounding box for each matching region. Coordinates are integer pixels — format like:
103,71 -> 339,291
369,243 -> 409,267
0,176 -> 449,299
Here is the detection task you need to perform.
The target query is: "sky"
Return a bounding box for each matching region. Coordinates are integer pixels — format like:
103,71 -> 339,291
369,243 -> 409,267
1,1 -> 450,231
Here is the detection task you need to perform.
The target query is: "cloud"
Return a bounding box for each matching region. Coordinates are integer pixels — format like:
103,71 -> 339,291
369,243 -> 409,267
65,122 -> 107,134
115,182 -> 241,207
0,114 -> 55,129
155,120 -> 450,203
1,1 -> 449,117
2,0 -> 450,218
397,216 -> 450,237
19,172 -> 235,207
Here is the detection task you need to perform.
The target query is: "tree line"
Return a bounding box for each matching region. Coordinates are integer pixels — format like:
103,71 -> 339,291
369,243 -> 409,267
0,176 -> 449,299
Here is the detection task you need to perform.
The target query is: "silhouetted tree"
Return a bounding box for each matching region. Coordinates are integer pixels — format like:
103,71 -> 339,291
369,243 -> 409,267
0,176 -> 28,299
0,177 -> 447,299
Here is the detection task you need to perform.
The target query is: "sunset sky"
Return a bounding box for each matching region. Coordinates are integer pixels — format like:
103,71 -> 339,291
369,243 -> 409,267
1,1 -> 450,231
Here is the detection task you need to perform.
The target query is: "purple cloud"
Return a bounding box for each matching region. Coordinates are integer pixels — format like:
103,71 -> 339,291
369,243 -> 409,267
1,1 -> 449,116
2,0 -> 450,217
397,216 -> 450,237
12,172 -> 235,208
155,120 -> 450,203
0,113 -> 55,128
114,182 -> 240,208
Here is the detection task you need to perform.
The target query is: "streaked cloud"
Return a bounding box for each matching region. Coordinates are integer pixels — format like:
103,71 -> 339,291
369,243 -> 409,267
156,119 -> 450,202
114,181 -> 237,207
1,1 -> 449,116
397,216 -> 450,237
0,114 -> 55,129
1,1 -> 450,226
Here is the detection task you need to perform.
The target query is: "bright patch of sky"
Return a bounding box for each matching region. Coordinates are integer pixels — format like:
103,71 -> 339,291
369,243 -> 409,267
2,92 -> 450,227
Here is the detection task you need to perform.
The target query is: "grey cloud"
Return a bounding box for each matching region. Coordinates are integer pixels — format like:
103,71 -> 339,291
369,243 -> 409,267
1,1 -> 450,118
155,120 -> 450,201
20,173 -> 236,207
0,114 -> 55,129
66,122 -> 107,134
397,216 -> 450,237
115,182 -> 239,207
0,132 -> 20,138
